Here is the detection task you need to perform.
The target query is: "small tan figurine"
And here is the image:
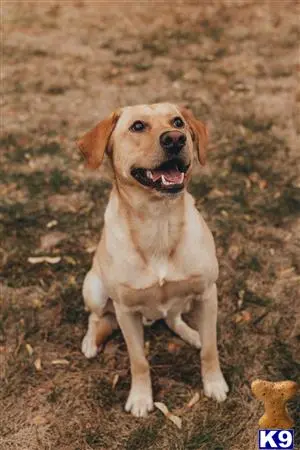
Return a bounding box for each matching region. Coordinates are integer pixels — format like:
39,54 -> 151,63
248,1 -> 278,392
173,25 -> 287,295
251,379 -> 299,429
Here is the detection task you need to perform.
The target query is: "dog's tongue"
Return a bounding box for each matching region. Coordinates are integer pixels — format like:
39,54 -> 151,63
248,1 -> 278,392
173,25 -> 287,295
151,167 -> 183,183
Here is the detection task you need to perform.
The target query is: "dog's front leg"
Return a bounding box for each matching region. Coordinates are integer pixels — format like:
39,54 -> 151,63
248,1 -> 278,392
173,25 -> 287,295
196,283 -> 229,402
114,304 -> 153,417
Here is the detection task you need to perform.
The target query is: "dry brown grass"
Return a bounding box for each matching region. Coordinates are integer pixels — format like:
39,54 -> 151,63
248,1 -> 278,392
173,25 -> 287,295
1,1 -> 299,449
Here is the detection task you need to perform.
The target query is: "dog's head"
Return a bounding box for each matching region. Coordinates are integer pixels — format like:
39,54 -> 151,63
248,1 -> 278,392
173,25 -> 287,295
77,103 -> 208,196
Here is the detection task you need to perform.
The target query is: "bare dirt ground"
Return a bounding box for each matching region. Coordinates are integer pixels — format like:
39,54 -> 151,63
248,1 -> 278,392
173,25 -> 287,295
1,1 -> 300,449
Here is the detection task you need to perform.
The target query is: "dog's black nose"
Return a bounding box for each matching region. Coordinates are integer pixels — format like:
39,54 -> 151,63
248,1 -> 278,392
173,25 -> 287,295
160,131 -> 186,155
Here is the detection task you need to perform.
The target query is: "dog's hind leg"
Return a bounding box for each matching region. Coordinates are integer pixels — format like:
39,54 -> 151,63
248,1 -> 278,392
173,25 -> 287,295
166,314 -> 201,349
81,269 -> 118,358
82,312 -> 118,358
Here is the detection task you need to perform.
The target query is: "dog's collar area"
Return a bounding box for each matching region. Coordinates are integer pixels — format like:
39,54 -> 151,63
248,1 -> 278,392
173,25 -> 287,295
131,158 -> 190,194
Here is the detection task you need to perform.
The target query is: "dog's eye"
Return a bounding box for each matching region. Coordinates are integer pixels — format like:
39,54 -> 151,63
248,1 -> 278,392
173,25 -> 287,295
130,121 -> 146,132
172,117 -> 185,128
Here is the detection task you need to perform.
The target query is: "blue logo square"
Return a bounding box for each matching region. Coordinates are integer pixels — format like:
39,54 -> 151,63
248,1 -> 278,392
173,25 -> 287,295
258,429 -> 294,449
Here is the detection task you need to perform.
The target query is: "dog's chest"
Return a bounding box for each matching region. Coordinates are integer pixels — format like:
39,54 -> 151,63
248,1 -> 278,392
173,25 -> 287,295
115,256 -> 206,319
101,194 -> 218,318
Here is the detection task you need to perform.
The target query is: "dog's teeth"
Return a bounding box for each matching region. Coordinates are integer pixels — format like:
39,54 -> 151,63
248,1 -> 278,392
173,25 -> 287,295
161,175 -> 174,186
146,170 -> 153,180
161,174 -> 184,186
161,175 -> 172,186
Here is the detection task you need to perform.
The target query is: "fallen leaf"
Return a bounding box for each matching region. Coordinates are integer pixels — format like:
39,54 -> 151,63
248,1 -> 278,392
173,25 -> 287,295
28,256 -> 61,264
32,415 -> 47,425
48,192 -> 92,213
154,402 -> 182,429
207,188 -> 225,199
187,392 -> 200,408
112,374 -> 119,389
67,275 -> 77,286
237,290 -> 245,308
144,341 -> 150,356
258,179 -> 267,190
86,245 -> 97,254
64,256 -> 76,265
249,172 -> 260,183
26,343 -> 33,356
235,310 -> 252,324
40,231 -> 67,250
46,220 -> 58,229
228,245 -> 240,261
51,359 -> 69,365
279,267 -> 295,277
245,178 -> 251,189
167,341 -> 182,353
34,358 -> 42,371
31,298 -> 42,308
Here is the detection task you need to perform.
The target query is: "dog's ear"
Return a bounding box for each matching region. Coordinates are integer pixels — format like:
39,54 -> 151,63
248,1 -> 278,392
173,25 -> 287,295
179,106 -> 208,166
77,111 -> 120,169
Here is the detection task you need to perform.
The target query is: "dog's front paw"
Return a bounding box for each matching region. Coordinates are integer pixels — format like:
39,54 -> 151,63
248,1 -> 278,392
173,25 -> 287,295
203,370 -> 229,402
125,386 -> 153,418
81,332 -> 99,359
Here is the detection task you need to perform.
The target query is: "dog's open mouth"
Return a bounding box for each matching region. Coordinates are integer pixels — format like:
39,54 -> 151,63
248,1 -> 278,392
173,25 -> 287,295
131,159 -> 190,193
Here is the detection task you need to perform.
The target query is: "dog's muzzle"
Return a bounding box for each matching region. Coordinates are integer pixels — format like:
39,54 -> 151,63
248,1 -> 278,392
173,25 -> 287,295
160,131 -> 187,156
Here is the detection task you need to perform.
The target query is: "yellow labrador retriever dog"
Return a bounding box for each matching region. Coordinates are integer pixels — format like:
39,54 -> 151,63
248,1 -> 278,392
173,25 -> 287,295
78,103 -> 228,417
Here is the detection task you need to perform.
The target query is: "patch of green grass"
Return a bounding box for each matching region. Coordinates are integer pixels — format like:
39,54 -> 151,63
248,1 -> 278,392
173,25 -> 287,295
151,344 -> 200,387
31,49 -> 48,57
166,68 -> 183,81
244,289 -> 272,307
1,168 -> 72,196
5,147 -> 27,162
161,384 -> 189,410
0,134 -> 19,149
134,62 -> 152,71
37,142 -> 61,155
267,340 -> 300,381
142,40 -> 168,56
85,430 -> 107,448
3,136 -> 61,162
242,116 -> 273,132
47,386 -> 64,403
47,85 -> 68,95
229,138 -> 278,177
200,20 -> 224,41
189,177 -> 213,198
26,171 -> 48,195
214,47 -> 227,58
225,363 -> 245,387
209,27 -> 224,42
60,286 -> 84,324
114,45 -> 139,56
14,82 -> 25,93
185,432 -> 213,449
89,378 -> 115,409
49,168 -> 72,192
166,29 -> 199,43
0,202 -> 26,222
237,254 -> 262,273
125,421 -> 161,450
100,38 -> 114,49
260,184 -> 300,223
